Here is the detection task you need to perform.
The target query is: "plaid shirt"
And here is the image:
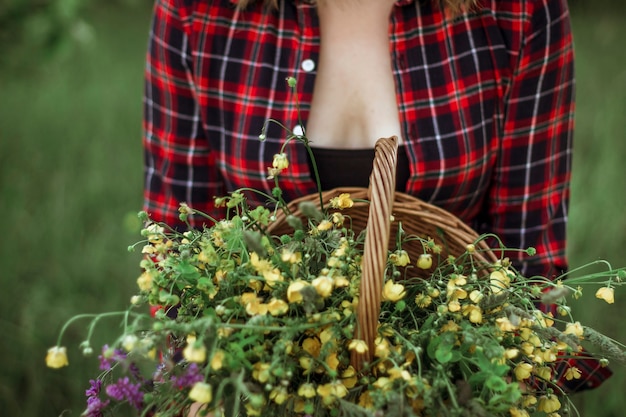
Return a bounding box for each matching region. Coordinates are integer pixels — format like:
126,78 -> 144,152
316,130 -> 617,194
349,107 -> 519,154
144,0 -> 573,279
144,0 -> 614,392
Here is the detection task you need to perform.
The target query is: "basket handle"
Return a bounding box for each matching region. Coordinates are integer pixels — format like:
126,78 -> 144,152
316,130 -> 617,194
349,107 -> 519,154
351,136 -> 398,370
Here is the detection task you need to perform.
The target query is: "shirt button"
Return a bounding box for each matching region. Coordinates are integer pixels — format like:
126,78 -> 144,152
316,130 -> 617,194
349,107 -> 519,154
301,59 -> 315,72
293,124 -> 305,137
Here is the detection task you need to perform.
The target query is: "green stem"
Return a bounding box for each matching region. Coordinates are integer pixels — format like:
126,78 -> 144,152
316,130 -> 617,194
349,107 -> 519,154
287,78 -> 324,209
190,209 -> 219,225
233,187 -> 278,205
303,140 -> 324,209
55,311 -> 131,347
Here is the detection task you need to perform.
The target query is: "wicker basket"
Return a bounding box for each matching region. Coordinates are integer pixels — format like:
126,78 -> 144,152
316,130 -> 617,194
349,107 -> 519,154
268,136 -> 497,369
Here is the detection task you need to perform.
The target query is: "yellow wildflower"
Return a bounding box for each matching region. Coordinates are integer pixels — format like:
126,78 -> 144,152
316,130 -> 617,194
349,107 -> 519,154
358,391 -> 374,409
520,341 -> 535,356
496,317 -> 518,332
333,275 -> 350,288
317,220 -> 333,231
448,299 -> 461,312
312,276 -> 334,298
537,394 -> 561,413
388,367 -> 411,381
272,153 -> 289,170
293,398 -> 306,413
428,287 -> 441,297
514,362 -> 533,381
325,352 -> 340,370
342,366 -> 358,388
240,292 -> 268,316
534,366 -> 551,381
302,337 -> 321,357
317,381 -> 348,405
469,289 -> 483,303
462,304 -> 483,324
136,270 -> 154,292
329,193 -> 354,209
449,274 -> 467,287
490,268 -> 511,294
563,321 -> 584,338
373,377 -> 393,391
535,347 -> 558,363
596,287 -> 615,304
144,223 -> 164,244
45,346 -> 69,369
319,327 -> 335,345
382,279 -> 406,302
188,382 -> 213,404
504,348 -> 519,359
440,320 -> 461,333
198,247 -> 217,265
252,362 -> 271,383
389,250 -> 411,267
297,383 -> 316,398
331,212 -> 345,224
447,287 -> 468,301
287,280 -> 308,303
269,386 -> 289,405
267,298 -> 289,316
183,335 -> 207,363
280,248 -> 301,264
210,350 -> 225,370
348,339 -> 369,354
415,293 -> 432,308
374,336 -> 391,359
509,408 -> 530,417
564,366 -> 582,381
417,254 -> 433,270
299,356 -> 314,372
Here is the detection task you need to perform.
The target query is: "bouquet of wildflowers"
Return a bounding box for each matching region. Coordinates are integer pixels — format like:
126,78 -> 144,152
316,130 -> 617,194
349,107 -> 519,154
48,80 -> 626,417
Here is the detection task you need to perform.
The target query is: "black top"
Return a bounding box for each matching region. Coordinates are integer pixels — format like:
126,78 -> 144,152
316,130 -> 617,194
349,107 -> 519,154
308,145 -> 410,192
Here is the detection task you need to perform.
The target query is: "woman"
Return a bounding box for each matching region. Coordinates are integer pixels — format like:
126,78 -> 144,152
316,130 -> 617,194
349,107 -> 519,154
143,0 -> 611,397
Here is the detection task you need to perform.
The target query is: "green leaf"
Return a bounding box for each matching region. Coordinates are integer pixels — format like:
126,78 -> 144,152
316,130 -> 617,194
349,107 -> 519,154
428,333 -> 461,364
177,260 -> 200,280
435,347 -> 453,363
484,375 -> 508,392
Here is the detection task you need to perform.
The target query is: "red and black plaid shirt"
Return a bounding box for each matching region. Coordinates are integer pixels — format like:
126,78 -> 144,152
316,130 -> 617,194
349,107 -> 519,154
144,0 -> 573,279
143,0 -> 613,392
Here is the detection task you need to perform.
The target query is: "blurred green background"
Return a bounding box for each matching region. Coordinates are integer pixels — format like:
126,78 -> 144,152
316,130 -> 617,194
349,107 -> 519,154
0,1 -> 624,416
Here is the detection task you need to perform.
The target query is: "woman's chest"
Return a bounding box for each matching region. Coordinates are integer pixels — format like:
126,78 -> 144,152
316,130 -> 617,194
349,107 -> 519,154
188,1 -> 518,218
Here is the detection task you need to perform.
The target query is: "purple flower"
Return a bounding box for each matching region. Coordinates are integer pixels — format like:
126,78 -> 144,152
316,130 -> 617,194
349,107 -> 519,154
85,379 -> 102,397
84,379 -> 110,417
105,376 -> 144,410
170,363 -> 204,389
98,345 -> 126,371
84,396 -> 110,417
128,362 -> 144,382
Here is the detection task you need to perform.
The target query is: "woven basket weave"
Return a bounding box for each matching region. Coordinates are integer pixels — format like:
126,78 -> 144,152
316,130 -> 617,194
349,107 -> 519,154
268,136 -> 497,369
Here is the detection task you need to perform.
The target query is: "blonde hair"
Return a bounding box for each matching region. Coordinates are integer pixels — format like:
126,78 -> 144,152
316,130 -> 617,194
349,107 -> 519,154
235,0 -> 478,15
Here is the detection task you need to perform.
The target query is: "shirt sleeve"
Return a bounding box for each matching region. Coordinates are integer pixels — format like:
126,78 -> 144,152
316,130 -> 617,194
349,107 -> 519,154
143,0 -> 224,228
488,0 -> 574,279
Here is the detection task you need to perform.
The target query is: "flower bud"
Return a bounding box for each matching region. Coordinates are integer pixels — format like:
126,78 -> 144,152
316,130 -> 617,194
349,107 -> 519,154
417,254 -> 433,270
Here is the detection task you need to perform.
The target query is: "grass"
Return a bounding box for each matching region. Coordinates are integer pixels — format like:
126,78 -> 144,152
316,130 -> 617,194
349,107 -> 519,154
0,3 -> 624,417
0,3 -> 151,416
566,8 -> 626,417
